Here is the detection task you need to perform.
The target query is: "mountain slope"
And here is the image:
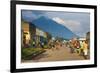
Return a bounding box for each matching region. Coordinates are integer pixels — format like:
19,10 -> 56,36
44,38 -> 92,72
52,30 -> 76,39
32,16 -> 78,39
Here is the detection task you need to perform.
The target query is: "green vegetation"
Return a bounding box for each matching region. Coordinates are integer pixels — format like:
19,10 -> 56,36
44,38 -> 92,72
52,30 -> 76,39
22,48 -> 45,60
43,45 -> 48,49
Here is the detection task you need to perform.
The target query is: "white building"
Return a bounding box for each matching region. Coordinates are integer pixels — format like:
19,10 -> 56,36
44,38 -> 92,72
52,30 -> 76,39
78,37 -> 86,41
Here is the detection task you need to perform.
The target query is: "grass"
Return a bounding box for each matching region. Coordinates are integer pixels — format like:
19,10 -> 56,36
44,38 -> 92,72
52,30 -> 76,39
21,48 -> 45,60
43,45 -> 48,49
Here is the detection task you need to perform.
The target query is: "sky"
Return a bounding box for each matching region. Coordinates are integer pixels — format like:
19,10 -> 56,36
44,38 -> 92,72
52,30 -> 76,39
21,10 -> 90,37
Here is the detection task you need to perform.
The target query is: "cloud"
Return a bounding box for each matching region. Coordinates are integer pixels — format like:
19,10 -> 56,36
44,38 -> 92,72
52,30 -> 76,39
22,10 -> 45,22
52,17 -> 81,32
52,17 -> 65,24
22,10 -> 37,22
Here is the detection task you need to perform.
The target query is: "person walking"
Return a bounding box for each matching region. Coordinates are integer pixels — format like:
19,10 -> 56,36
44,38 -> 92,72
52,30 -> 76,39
75,40 -> 80,54
79,41 -> 84,56
32,41 -> 35,47
82,41 -> 88,59
69,40 -> 75,53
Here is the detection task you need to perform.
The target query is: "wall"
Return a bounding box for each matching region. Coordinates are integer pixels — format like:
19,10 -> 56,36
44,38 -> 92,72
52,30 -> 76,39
0,0 -> 99,73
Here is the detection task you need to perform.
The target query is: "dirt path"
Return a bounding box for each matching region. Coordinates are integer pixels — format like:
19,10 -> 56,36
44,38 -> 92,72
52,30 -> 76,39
22,45 -> 87,63
32,45 -> 85,62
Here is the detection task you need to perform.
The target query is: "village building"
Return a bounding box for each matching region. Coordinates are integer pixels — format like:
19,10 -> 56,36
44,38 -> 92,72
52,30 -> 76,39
86,32 -> 90,49
78,37 -> 86,42
21,20 -> 49,48
21,20 -> 36,47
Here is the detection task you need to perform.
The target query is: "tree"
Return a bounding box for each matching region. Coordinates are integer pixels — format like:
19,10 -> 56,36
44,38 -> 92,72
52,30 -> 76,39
46,32 -> 52,41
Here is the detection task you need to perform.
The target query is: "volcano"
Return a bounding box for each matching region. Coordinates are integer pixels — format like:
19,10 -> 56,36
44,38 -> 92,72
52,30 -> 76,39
31,16 -> 78,39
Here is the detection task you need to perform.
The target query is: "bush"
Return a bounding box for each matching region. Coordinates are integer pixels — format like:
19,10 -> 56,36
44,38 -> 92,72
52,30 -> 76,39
43,45 -> 48,49
22,48 -> 45,60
